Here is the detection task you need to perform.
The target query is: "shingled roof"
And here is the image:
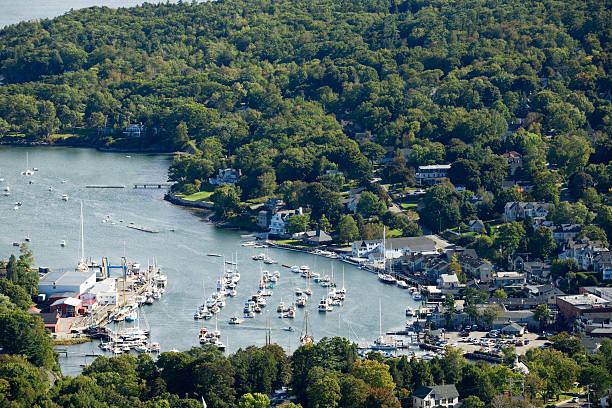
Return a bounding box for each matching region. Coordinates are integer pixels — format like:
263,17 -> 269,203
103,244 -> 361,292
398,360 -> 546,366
412,384 -> 459,400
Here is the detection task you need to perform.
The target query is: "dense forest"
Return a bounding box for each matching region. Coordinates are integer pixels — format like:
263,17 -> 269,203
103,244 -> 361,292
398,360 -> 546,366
0,0 -> 609,201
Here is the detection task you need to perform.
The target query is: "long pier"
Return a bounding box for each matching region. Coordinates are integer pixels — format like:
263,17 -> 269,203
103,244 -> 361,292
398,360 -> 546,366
134,183 -> 172,189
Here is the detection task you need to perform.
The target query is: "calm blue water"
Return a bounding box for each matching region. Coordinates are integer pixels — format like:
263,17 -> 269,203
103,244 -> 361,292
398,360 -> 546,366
0,0 -> 181,28
0,146 -> 419,375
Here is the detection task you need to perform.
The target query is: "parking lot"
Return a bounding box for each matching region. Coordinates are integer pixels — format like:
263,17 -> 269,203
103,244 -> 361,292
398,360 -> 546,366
441,330 -> 548,355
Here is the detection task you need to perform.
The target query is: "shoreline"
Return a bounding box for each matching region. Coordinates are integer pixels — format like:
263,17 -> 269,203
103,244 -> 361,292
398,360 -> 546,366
0,138 -> 177,154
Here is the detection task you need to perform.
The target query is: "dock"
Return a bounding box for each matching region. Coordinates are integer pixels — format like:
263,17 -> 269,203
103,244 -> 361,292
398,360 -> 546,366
134,183 -> 172,189
126,225 -> 159,233
86,185 -> 126,188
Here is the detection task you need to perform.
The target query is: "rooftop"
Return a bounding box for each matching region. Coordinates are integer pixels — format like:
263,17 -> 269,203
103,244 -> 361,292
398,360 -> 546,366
39,270 -> 95,287
412,384 -> 459,399
558,293 -> 610,307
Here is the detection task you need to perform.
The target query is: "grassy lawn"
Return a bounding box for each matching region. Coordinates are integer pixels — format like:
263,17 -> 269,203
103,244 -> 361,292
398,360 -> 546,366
388,229 -> 403,238
274,239 -> 308,248
400,202 -> 418,209
179,190 -> 214,202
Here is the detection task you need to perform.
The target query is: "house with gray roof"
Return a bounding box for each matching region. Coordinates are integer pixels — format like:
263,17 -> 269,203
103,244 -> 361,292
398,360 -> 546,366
412,384 -> 459,408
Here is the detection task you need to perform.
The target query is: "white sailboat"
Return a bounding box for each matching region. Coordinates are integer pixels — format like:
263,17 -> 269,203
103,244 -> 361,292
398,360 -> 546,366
371,299 -> 396,350
299,312 -> 314,345
76,201 -> 89,272
21,152 -> 34,176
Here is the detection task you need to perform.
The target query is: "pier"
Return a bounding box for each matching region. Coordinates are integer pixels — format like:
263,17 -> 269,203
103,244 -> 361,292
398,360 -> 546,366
134,183 -> 172,189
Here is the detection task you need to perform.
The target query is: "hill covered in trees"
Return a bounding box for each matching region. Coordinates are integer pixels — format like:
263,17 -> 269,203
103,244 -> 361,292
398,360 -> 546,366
0,0 -> 609,194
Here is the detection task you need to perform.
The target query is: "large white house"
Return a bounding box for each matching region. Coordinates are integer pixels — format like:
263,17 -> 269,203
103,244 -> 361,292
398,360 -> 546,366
269,208 -> 303,236
209,168 -> 241,185
412,384 -> 460,408
415,164 -> 451,185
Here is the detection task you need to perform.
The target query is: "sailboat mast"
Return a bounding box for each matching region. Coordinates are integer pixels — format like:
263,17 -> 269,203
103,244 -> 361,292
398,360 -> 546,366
379,298 -> 382,337
80,201 -> 85,264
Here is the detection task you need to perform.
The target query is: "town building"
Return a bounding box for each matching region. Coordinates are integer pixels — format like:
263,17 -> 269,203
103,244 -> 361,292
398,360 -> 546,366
38,312 -> 60,333
38,269 -> 96,297
492,271 -> 526,289
342,188 -> 365,214
594,252 -> 612,280
351,236 -> 439,259
50,297 -> 85,317
81,278 -> 118,306
412,384 -> 460,408
457,251 -> 493,282
501,322 -> 525,336
208,168 -> 241,185
437,273 -> 460,290
504,201 -> 554,222
556,293 -> 612,320
415,164 -> 451,185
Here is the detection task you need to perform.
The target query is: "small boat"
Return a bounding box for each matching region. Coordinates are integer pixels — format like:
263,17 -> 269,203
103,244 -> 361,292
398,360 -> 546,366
13,205 -> 19,211
378,272 -> 397,284
405,308 -> 414,317
283,326 -> 294,332
397,280 -> 409,289
295,288 -> 303,296
48,187 -> 53,191
318,297 -> 333,312
225,260 -> 237,265
24,234 -> 30,242
12,242 -> 20,247
125,311 -> 137,322
62,194 -> 69,201
252,253 -> 265,261
264,258 -> 277,264
150,343 -> 161,352
61,180 -> 67,184
60,240 -> 67,247
229,316 -> 244,325
413,292 -> 422,301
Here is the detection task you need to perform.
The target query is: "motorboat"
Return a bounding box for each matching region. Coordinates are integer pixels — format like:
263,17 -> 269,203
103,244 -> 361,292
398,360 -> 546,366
405,308 -> 415,317
48,187 -> 53,191
291,266 -> 300,273
317,297 -> 333,312
252,253 -> 264,260
60,240 -> 67,247
125,311 -> 137,322
62,194 -> 69,201
229,316 -> 244,325
283,326 -> 294,332
397,280 -> 409,289
378,272 -> 397,284
277,300 -> 286,313
413,292 -> 422,301
295,288 -> 303,296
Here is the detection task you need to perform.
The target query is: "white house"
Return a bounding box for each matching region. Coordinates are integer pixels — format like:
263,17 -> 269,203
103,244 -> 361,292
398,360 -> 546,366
468,219 -> 485,233
351,237 -> 438,259
549,224 -> 581,244
415,164 -> 451,185
38,270 -> 97,297
412,384 -> 459,408
269,208 -> 303,236
437,273 -> 460,289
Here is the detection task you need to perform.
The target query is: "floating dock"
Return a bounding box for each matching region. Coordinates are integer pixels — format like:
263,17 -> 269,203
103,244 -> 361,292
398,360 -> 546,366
127,225 -> 159,233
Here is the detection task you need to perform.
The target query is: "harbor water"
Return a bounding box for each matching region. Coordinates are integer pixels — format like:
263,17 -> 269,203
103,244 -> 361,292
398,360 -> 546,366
0,146 -> 420,376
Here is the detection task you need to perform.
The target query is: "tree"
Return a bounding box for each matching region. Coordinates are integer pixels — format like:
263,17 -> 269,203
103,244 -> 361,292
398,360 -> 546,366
568,171 -> 593,200
461,395 -> 485,408
419,184 -> 460,232
448,159 -> 481,191
0,308 -> 56,369
211,185 -> 242,220
443,294 -> 456,328
577,225 -> 608,247
532,171 -> 560,204
337,215 -> 360,244
237,393 -> 271,408
533,304 -> 550,330
551,259 -> 579,277
493,289 -> 507,299
481,304 -> 502,328
529,226 -> 557,259
495,222 -> 525,254
285,214 -> 310,235
351,359 -> 395,390
360,141 -> 386,164
548,134 -> 592,176
357,191 -> 386,218
306,369 -> 341,408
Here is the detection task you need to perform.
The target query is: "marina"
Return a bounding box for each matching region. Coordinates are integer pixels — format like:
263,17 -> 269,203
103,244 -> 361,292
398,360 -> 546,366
0,146 -> 420,376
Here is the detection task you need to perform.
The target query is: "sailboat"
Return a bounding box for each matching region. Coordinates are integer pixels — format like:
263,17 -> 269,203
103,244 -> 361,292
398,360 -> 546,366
21,152 -> 34,176
371,299 -> 397,350
76,201 -> 88,272
377,226 -> 397,284
336,266 -> 346,296
299,312 -> 314,345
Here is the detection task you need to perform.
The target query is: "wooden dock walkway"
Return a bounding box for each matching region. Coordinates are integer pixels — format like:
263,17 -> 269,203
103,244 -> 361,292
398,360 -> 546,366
134,183 -> 172,189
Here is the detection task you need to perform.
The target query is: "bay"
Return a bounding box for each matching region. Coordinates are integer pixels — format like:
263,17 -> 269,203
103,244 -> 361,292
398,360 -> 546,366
0,146 -> 419,376
0,0 -> 179,28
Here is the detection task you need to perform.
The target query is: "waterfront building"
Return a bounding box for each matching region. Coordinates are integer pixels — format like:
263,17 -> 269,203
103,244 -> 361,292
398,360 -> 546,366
123,123 -> 144,137
209,168 -> 241,185
38,269 -> 96,297
81,278 -> 118,305
351,236 -> 438,259
412,384 -> 460,408
269,208 -> 303,236
50,297 -> 84,317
